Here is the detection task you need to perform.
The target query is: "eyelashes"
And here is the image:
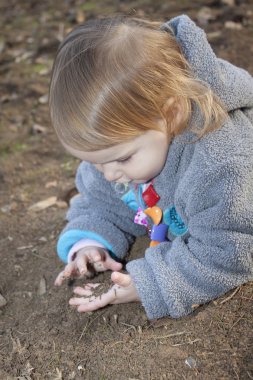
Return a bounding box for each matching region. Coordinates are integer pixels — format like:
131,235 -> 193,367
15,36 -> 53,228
117,156 -> 132,164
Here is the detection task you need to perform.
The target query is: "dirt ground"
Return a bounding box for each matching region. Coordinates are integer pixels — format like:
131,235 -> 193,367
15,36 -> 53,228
0,0 -> 253,379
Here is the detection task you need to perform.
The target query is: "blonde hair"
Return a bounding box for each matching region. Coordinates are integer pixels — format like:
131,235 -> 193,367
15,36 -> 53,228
49,16 -> 227,151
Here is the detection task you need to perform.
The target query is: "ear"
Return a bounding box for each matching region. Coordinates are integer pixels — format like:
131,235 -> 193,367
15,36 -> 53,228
162,97 -> 185,136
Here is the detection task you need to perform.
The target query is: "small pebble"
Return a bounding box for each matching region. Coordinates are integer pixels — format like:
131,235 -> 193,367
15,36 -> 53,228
0,40 -> 5,54
221,0 -> 235,5
225,21 -> 243,30
38,236 -> 47,242
32,123 -> 47,134
0,293 -> 7,308
38,94 -> 48,104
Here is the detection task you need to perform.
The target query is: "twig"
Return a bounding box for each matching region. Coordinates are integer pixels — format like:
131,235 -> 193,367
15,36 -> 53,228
16,330 -> 30,335
240,296 -> 253,301
220,286 -> 241,304
30,251 -> 49,260
17,245 -> 33,250
77,319 -> 89,342
104,340 -> 125,349
119,322 -> 137,333
77,313 -> 102,342
174,372 -> 187,380
228,313 -> 246,333
233,368 -> 240,380
172,338 -> 201,347
151,331 -> 187,340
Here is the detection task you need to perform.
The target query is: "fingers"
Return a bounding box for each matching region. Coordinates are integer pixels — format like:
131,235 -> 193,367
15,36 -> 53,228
54,270 -> 66,286
76,247 -> 105,274
69,288 -> 115,312
75,255 -> 88,275
102,254 -> 123,271
69,272 -> 139,312
111,271 -> 132,287
54,262 -> 76,286
55,249 -> 124,288
78,247 -> 103,263
92,261 -> 106,272
55,249 -> 105,286
83,249 -> 123,273
64,261 -> 76,277
73,283 -> 100,296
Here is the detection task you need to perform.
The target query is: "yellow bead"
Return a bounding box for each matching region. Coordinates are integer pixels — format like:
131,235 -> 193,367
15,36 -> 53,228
150,240 -> 160,247
144,206 -> 163,225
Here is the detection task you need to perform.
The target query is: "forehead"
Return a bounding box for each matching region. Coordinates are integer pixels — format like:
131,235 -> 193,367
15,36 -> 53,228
61,130 -> 163,163
62,134 -> 142,163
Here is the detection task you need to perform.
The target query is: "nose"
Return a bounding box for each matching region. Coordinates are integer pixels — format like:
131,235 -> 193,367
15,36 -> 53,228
102,163 -> 122,182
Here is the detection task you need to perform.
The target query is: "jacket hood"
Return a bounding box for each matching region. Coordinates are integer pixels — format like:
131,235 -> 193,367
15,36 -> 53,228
162,15 -> 253,112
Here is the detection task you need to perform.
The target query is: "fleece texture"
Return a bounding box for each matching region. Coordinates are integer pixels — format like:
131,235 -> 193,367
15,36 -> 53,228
57,15 -> 253,319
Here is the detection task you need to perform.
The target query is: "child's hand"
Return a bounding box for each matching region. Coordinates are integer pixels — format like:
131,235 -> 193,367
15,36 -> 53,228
54,247 -> 123,286
69,272 -> 140,312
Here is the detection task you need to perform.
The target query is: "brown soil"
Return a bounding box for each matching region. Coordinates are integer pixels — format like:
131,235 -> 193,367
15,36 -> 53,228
0,1 -> 253,379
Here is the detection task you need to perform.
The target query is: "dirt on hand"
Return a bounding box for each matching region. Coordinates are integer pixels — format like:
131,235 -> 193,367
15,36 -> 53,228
0,1 -> 253,379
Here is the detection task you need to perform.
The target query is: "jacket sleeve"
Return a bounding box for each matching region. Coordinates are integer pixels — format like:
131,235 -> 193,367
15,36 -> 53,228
57,161 -> 146,263
127,146 -> 253,319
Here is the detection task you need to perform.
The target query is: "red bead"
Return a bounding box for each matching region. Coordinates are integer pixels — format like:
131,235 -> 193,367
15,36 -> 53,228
142,184 -> 160,207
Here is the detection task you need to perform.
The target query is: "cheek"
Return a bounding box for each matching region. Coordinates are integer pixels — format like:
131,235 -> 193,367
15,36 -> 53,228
94,164 -> 103,172
142,152 -> 166,176
131,156 -> 156,177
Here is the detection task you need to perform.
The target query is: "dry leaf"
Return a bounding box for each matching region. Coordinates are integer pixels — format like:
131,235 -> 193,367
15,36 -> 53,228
38,276 -> 47,295
28,196 -> 57,212
45,180 -> 57,188
56,200 -> 68,209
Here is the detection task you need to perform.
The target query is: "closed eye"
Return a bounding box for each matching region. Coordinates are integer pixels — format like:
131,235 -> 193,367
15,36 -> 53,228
117,156 -> 132,164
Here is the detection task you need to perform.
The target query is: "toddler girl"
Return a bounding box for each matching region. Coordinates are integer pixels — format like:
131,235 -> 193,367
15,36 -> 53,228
49,15 -> 253,319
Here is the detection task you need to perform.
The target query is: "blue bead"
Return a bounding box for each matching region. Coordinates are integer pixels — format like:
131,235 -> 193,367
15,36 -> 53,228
150,223 -> 168,242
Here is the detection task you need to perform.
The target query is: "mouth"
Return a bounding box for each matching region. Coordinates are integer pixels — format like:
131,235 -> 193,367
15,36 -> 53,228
132,178 -> 153,184
115,179 -> 131,184
115,178 -> 153,185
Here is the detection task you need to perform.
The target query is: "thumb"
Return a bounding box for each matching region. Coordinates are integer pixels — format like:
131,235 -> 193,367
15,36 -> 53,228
111,271 -> 131,287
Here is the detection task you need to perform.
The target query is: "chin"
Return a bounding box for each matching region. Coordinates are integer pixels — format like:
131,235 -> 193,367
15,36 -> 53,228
133,179 -> 151,184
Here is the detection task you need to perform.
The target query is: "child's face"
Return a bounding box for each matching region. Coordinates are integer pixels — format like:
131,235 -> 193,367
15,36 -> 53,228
63,126 -> 171,184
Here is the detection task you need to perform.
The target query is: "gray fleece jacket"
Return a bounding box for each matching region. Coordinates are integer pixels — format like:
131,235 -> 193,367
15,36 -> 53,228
57,15 -> 253,319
